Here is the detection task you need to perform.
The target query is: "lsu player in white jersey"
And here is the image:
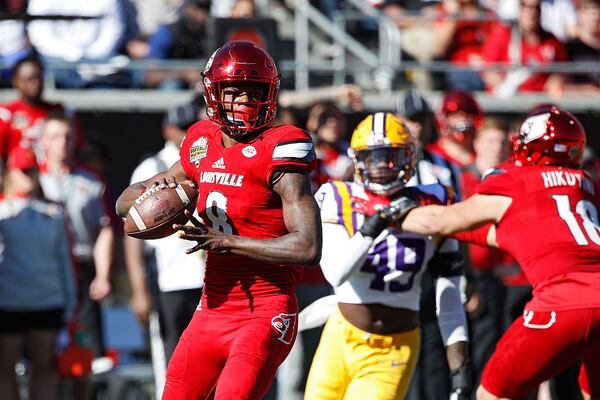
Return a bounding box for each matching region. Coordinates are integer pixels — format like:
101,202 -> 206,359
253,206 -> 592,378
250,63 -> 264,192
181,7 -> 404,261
304,113 -> 471,400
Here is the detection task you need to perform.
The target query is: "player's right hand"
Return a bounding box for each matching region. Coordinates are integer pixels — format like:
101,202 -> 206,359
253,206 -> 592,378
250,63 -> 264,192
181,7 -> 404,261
175,210 -> 230,254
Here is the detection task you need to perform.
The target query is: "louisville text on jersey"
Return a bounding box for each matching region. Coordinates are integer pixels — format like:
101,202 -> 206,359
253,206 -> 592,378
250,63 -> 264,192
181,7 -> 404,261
199,171 -> 244,187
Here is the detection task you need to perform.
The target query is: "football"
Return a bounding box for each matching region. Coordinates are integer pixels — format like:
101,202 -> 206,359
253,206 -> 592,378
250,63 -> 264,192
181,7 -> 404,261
124,182 -> 198,240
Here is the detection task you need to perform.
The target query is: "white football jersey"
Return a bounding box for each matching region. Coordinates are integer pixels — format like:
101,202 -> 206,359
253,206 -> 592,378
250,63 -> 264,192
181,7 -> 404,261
315,180 -> 457,311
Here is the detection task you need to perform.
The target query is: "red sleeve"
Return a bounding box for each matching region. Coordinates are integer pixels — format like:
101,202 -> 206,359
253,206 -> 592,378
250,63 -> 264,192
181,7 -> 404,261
475,165 -> 517,197
264,125 -> 317,185
452,224 -> 492,246
482,24 -> 510,64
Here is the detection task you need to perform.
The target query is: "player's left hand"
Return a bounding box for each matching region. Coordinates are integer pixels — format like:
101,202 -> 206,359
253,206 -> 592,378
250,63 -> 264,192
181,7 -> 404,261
174,210 -> 230,254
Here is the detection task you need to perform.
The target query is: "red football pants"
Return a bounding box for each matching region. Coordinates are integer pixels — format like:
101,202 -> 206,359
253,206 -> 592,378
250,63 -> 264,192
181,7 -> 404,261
481,307 -> 600,399
162,294 -> 298,400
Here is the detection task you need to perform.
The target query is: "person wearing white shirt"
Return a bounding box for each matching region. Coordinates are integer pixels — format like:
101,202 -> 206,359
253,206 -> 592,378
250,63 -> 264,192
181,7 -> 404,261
123,100 -> 206,397
27,0 -> 128,88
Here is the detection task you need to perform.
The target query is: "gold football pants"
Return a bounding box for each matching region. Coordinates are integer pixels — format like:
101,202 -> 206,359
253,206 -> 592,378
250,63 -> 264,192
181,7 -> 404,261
304,307 -> 420,400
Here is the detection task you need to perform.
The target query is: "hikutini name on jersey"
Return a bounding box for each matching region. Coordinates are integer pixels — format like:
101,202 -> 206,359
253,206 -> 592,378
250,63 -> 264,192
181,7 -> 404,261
541,170 -> 595,195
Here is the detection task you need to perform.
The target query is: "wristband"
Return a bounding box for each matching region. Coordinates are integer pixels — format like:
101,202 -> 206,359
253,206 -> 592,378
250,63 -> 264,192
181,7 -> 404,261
450,360 -> 472,395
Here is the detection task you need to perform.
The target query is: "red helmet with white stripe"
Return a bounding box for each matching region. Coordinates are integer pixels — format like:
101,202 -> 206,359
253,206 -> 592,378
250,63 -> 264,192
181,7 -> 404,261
202,41 -> 280,137
511,106 -> 586,167
435,90 -> 482,145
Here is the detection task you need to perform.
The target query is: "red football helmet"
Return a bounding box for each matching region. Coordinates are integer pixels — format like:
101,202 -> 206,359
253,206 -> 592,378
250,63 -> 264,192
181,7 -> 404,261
511,106 -> 586,167
435,90 -> 482,145
202,41 -> 280,136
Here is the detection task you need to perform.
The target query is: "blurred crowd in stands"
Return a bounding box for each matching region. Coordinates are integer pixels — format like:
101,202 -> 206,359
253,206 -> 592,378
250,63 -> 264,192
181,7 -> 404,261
0,0 -> 598,96
0,0 -> 599,399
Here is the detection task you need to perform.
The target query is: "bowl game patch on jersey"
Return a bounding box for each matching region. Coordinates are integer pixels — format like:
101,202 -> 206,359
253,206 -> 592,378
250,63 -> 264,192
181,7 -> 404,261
189,136 -> 208,167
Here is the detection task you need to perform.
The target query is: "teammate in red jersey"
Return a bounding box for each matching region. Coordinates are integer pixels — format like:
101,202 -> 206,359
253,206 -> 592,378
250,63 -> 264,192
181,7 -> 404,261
116,41 -> 322,400
398,106 -> 600,400
426,89 -> 482,167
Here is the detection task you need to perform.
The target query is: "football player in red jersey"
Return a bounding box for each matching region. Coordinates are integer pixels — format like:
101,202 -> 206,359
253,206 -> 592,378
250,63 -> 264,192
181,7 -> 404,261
115,41 -> 322,400
399,106 -> 600,400
426,89 -> 482,167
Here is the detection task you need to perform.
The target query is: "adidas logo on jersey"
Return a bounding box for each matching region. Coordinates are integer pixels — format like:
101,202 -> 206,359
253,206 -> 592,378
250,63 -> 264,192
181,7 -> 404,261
211,157 -> 226,169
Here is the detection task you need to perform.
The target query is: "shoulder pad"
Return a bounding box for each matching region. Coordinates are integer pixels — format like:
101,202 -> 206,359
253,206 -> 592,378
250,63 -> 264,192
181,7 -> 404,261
481,167 -> 507,182
409,184 -> 454,205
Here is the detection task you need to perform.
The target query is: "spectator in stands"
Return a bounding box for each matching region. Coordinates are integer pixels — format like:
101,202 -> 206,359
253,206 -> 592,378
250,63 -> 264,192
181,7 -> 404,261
140,0 -> 210,89
230,0 -> 256,17
130,0 -> 184,38
540,0 -> 577,41
380,0 -> 440,89
565,0 -> 600,91
273,106 -> 299,126
396,88 -> 438,146
122,0 -> 184,61
0,57 -> 67,166
381,0 -> 439,31
0,25 -> 32,88
226,0 -> 267,46
481,0 -> 567,98
39,113 -> 115,359
0,146 -> 76,400
312,102 -> 354,182
494,0 -> 576,41
124,100 -> 205,397
427,89 -> 480,167
0,0 -> 31,87
431,0 -> 499,91
152,0 -> 210,59
459,116 -> 515,392
27,0 -> 129,89
210,0 -> 237,17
